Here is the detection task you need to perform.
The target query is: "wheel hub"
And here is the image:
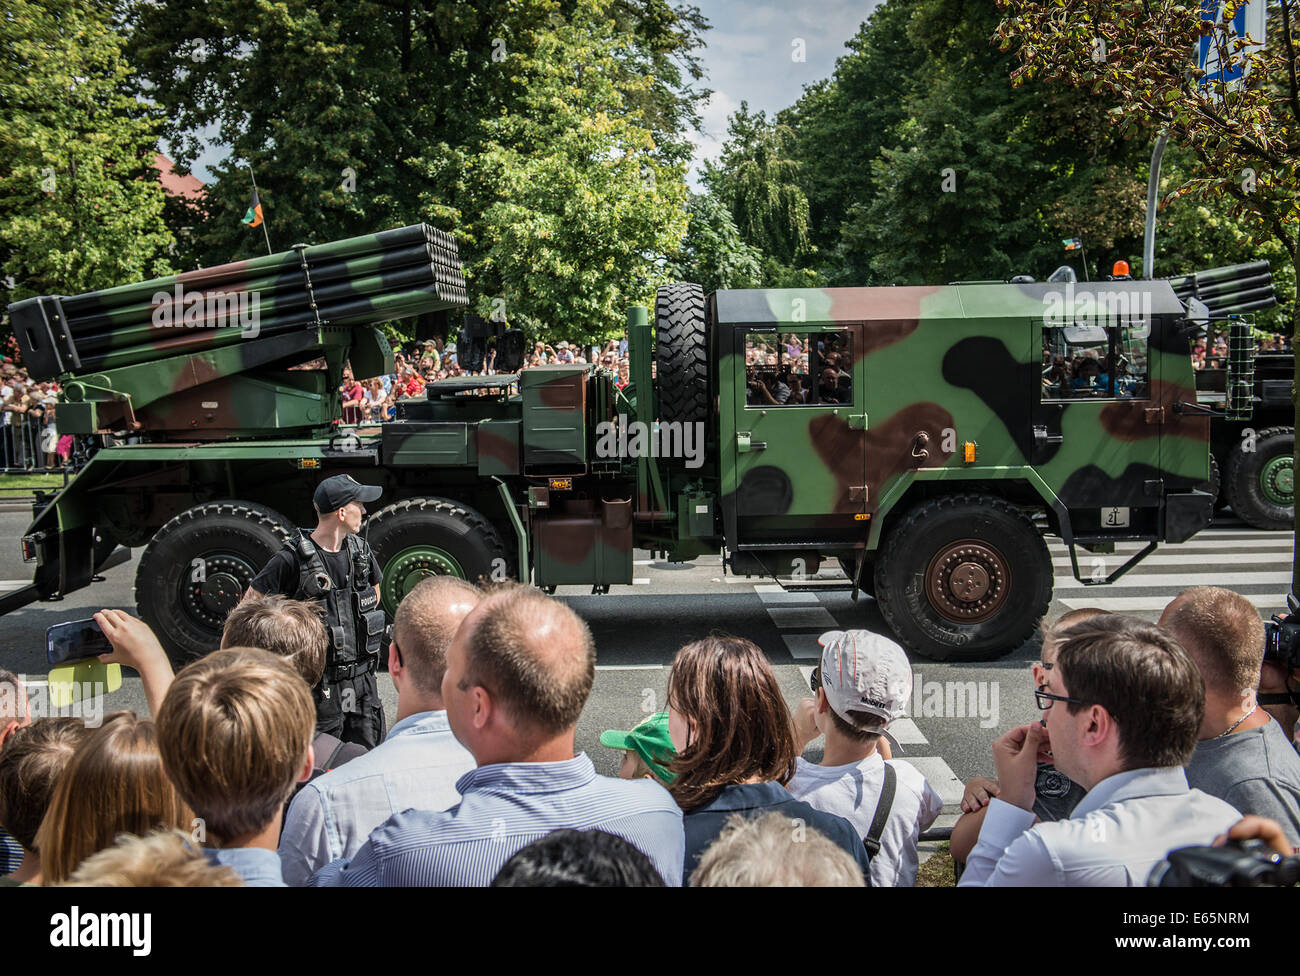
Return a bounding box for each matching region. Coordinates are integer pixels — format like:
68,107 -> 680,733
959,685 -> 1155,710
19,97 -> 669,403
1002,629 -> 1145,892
1260,455 -> 1294,507
925,541 -> 1010,624
380,546 -> 465,616
184,557 -> 257,628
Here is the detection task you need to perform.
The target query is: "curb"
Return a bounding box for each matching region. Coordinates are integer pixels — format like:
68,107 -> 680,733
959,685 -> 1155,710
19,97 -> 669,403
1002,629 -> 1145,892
0,497 -> 35,512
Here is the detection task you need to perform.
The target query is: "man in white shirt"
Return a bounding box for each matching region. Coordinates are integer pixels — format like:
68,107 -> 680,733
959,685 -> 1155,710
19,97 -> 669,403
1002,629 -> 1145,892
960,615 -> 1241,886
278,575 -> 480,885
789,630 -> 942,887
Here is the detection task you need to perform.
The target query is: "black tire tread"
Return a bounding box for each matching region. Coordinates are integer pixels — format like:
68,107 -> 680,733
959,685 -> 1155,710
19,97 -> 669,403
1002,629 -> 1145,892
1222,425 -> 1293,531
874,493 -> 1052,662
135,500 -> 295,664
366,496 -> 509,581
655,283 -> 708,426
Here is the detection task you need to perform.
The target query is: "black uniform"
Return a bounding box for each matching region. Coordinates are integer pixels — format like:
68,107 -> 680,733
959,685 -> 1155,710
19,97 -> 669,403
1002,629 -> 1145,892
250,530 -> 388,748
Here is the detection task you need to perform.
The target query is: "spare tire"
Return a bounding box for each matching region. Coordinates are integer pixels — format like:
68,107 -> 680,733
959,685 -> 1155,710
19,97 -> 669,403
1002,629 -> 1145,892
655,282 -> 708,425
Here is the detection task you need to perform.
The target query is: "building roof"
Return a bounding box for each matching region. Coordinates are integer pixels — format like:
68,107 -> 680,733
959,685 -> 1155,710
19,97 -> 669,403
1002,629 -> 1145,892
154,153 -> 205,201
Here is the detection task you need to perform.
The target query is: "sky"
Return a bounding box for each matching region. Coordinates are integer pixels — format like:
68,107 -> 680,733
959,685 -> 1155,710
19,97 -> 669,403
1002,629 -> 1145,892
174,0 -> 884,187
686,0 -> 883,179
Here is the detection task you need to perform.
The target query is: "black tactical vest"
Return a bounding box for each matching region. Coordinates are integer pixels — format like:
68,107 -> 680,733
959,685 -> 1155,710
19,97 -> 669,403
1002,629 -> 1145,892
284,530 -> 385,667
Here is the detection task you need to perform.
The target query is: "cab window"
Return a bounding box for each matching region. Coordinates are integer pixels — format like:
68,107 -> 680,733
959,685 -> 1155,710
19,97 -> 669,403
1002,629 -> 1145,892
1041,324 -> 1149,401
745,331 -> 853,406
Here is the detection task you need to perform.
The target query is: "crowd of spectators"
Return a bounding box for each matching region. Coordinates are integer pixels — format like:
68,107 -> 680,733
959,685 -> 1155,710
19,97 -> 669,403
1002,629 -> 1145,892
338,336 -> 633,424
0,360 -> 69,469
1,573 -> 1298,888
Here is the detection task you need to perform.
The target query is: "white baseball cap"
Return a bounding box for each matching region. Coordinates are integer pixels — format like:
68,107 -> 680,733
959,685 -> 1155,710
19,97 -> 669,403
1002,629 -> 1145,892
817,630 -> 912,726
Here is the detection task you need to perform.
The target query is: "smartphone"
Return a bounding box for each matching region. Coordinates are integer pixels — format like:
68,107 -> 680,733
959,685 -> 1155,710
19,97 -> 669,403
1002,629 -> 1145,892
47,618 -> 113,666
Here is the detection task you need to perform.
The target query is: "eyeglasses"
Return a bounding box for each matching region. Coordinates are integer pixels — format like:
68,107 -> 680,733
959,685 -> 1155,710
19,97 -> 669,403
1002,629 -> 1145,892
1034,684 -> 1086,710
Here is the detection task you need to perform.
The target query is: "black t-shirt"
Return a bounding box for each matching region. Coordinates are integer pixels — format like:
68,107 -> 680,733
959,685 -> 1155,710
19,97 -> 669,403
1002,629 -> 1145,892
250,540 -> 382,598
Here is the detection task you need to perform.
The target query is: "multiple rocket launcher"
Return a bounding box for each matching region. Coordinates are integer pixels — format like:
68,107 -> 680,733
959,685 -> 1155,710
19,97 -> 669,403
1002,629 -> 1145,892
8,224 -> 469,382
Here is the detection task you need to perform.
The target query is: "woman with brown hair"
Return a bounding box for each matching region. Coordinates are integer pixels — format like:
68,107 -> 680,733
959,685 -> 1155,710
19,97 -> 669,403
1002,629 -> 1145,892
664,635 -> 874,884
35,711 -> 194,884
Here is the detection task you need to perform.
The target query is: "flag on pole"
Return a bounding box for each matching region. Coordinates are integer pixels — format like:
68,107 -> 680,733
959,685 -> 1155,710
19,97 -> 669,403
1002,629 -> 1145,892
1062,238 -> 1083,251
241,188 -> 263,228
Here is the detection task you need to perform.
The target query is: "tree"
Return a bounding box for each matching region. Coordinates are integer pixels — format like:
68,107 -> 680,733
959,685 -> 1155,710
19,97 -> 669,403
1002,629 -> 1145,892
673,189 -> 762,293
708,103 -> 812,270
457,6 -> 691,341
995,0 -> 1300,589
127,0 -> 705,343
0,0 -> 174,310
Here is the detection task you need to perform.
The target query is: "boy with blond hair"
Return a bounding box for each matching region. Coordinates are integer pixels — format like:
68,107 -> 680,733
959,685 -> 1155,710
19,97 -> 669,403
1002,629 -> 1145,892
156,648 -> 316,886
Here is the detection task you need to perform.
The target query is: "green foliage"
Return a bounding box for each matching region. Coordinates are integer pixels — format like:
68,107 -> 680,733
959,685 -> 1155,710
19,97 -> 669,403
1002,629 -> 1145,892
128,0 -> 705,345
995,0 -> 1300,333
0,0 -> 175,309
696,0 -> 1293,320
707,103 -> 810,265
673,188 -> 762,293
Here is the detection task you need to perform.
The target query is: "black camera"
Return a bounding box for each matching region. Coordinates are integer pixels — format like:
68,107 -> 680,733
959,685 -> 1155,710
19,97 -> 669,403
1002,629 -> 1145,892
1149,839 -> 1300,887
1264,594 -> 1300,672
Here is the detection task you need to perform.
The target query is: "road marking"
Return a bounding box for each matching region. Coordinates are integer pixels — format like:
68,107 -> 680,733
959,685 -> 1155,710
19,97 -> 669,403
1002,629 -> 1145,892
1051,552 -> 1289,568
1057,570 -> 1291,589
783,634 -> 824,660
757,590 -> 821,605
887,717 -> 928,745
1060,594 -> 1287,612
903,755 -> 965,806
632,578 -> 650,585
766,606 -> 838,629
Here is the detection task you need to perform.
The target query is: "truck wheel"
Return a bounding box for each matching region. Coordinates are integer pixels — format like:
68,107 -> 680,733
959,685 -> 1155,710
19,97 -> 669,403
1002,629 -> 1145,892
1223,426 -> 1294,531
655,282 -> 708,425
366,497 -> 509,616
135,501 -> 296,666
874,495 -> 1052,661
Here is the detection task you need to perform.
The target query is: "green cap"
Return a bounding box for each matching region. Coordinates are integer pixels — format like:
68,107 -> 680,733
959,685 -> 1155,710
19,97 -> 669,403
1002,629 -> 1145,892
599,711 -> 677,785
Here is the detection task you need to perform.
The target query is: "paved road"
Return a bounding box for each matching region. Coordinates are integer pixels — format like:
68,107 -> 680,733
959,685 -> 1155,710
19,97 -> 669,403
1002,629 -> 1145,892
0,508 -> 1291,835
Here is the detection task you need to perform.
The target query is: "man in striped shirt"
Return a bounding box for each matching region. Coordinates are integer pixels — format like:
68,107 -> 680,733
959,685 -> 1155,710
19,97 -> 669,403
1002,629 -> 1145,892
310,584 -> 684,886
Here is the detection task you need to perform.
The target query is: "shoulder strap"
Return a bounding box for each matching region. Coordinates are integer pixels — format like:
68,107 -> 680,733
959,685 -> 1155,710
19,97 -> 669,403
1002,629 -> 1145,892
344,533 -> 369,590
313,731 -> 347,771
864,762 -> 897,859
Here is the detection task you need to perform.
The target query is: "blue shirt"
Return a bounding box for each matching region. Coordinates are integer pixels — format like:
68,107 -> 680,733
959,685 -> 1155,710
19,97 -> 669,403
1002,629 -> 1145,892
0,827 -> 23,874
206,847 -> 286,887
683,782 -> 873,886
959,766 -> 1242,886
308,752 -> 684,886
279,710 -> 475,886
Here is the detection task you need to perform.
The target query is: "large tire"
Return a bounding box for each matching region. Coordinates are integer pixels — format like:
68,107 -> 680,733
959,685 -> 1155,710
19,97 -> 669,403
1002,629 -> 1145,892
1223,426 -> 1294,531
654,282 -> 708,425
874,495 -> 1052,662
366,497 -> 509,616
136,501 -> 295,666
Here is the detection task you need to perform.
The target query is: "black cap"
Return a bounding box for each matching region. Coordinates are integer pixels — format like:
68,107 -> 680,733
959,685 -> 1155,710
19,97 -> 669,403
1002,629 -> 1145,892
313,474 -> 383,513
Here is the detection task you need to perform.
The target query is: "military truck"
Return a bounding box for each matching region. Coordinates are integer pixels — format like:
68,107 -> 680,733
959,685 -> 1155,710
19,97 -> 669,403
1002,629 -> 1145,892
3,225 -> 1251,662
1167,261 -> 1292,531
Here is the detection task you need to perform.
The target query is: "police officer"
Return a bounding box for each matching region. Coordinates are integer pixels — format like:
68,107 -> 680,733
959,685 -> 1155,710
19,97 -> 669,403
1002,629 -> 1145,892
245,475 -> 388,748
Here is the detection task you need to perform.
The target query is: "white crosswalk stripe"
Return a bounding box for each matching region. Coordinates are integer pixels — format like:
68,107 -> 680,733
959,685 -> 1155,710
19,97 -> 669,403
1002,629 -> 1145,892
1047,525 -> 1294,615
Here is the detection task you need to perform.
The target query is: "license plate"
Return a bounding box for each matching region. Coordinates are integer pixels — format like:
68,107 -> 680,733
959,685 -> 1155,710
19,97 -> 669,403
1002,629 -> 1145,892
1101,507 -> 1130,528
